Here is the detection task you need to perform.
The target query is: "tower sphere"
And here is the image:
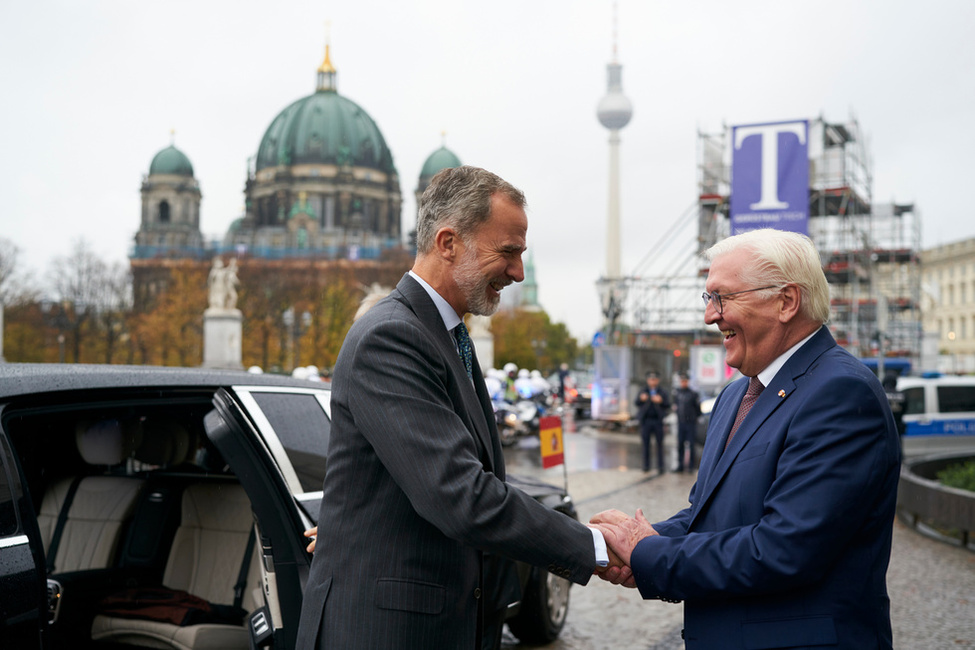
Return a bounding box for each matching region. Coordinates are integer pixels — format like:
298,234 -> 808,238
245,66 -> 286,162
597,93 -> 633,130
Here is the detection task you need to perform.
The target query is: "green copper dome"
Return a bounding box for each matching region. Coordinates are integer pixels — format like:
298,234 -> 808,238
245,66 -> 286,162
149,145 -> 194,177
255,90 -> 396,175
420,146 -> 461,178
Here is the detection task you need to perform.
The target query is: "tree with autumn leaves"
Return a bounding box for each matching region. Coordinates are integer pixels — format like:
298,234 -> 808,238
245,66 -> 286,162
490,309 -> 581,375
1,238 -> 582,374
235,261 -> 362,373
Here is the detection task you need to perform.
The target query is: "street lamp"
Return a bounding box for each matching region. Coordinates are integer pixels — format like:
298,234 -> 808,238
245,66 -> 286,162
283,307 -> 313,371
596,277 -> 628,343
40,299 -> 74,362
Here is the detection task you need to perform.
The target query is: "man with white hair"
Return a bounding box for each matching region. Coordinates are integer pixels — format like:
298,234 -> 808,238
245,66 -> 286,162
593,228 -> 899,649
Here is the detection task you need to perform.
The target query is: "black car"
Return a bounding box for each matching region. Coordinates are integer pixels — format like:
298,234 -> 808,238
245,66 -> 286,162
0,363 -> 575,649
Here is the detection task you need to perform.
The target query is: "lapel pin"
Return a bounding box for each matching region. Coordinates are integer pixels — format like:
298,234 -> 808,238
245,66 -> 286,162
778,389 -> 786,398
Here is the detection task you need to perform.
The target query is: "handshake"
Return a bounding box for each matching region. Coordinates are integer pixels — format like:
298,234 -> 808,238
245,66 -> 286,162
589,508 -> 658,589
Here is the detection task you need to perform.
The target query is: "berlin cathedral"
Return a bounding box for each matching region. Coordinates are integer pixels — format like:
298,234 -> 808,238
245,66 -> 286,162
130,43 -> 476,309
129,40 -> 538,376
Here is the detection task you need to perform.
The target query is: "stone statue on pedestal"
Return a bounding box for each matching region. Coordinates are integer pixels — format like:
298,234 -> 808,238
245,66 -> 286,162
207,258 -> 240,311
203,257 -> 243,369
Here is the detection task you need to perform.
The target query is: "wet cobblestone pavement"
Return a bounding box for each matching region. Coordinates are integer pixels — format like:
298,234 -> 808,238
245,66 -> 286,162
501,425 -> 975,649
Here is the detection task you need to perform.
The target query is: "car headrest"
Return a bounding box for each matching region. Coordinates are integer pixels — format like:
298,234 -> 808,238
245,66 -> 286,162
136,419 -> 193,466
76,418 -> 141,466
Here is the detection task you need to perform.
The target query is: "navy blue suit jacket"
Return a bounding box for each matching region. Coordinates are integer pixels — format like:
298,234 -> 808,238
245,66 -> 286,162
633,327 -> 900,649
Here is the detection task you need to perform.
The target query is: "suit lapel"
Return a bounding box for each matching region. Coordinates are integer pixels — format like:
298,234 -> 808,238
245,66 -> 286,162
394,275 -> 500,475
696,378 -> 747,498
471,359 -> 506,481
690,327 -> 836,530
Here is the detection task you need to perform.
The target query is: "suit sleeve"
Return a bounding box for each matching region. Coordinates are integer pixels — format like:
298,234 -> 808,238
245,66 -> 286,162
633,367 -> 898,600
346,314 -> 595,585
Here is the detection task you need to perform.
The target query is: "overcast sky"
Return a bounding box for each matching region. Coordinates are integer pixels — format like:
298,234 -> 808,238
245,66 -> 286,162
2,0 -> 972,342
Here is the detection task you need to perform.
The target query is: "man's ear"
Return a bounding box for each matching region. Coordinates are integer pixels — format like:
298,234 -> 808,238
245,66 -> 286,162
434,227 -> 459,261
778,284 -> 802,323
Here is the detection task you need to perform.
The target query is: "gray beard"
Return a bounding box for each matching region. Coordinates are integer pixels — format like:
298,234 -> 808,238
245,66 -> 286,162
455,246 -> 502,316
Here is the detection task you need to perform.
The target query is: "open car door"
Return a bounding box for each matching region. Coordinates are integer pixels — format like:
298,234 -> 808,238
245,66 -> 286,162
205,388 -> 312,650
0,424 -> 48,649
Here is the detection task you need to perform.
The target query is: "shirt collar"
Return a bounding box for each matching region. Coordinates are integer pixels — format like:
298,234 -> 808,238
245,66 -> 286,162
756,326 -> 821,387
409,270 -> 462,332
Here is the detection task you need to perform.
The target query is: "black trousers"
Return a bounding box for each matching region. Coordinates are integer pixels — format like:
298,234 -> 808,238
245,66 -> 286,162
640,419 -> 665,472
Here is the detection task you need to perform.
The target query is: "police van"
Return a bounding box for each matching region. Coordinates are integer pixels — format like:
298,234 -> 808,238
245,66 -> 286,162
897,375 -> 975,458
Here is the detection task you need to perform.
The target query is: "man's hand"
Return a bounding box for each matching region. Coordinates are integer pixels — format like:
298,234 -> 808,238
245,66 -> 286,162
590,508 -> 657,567
594,539 -> 636,588
303,526 -> 318,553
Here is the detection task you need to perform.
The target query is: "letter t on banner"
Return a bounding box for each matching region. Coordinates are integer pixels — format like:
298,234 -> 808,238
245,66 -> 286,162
539,416 -> 565,468
730,120 -> 809,235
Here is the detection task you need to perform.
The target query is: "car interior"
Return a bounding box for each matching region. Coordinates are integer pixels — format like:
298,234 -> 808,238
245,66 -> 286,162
4,392 -> 266,650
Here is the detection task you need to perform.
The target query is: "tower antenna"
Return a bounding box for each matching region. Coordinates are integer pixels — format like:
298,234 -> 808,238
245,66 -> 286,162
612,0 -> 618,62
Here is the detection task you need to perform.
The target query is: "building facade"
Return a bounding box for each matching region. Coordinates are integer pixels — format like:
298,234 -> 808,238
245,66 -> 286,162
921,237 -> 975,361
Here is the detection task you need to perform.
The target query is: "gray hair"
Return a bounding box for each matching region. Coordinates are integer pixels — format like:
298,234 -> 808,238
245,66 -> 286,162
706,229 -> 831,324
415,166 -> 525,254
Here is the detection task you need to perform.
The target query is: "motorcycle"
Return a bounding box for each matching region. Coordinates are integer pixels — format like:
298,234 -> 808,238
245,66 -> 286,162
493,399 -> 527,446
486,372 -> 555,446
496,383 -> 556,445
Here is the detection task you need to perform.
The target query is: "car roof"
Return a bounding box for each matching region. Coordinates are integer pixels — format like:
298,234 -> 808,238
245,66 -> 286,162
897,375 -> 975,389
0,363 -> 328,400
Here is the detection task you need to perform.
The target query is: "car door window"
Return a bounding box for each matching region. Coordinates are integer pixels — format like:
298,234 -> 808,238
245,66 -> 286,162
250,392 -> 330,493
937,386 -> 975,414
903,387 -> 925,416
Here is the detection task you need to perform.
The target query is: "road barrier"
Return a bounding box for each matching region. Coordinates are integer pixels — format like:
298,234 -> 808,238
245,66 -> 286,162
897,453 -> 975,550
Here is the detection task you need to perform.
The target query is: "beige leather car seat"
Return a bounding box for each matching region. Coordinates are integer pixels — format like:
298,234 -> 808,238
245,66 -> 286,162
90,482 -> 262,650
37,419 -> 143,573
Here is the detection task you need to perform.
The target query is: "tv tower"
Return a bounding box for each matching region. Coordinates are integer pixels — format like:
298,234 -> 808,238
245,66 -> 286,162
596,2 -> 632,335
597,2 -> 632,279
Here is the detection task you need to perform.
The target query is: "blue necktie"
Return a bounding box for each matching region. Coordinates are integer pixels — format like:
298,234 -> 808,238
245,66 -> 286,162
454,322 -> 474,380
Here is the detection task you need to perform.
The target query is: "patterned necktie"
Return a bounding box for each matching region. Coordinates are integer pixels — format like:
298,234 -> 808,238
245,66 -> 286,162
726,376 -> 764,449
454,322 -> 474,380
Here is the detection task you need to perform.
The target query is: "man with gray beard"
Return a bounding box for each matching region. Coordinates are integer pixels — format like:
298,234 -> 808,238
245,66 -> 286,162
296,166 -> 613,650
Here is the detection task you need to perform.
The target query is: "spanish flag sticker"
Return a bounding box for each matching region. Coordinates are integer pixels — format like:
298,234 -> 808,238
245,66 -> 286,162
539,415 -> 564,469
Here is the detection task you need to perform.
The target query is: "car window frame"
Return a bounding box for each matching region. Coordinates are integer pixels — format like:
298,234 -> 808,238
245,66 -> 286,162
232,385 -> 331,497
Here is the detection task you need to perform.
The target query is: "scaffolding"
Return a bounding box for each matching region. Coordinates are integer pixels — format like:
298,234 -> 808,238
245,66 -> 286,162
617,114 -> 923,367
699,115 -> 923,364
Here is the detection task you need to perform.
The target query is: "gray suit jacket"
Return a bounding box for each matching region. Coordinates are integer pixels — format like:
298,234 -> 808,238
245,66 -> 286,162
296,274 -> 595,650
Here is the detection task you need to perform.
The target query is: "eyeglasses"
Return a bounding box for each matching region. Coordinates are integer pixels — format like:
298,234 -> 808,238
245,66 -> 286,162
701,285 -> 783,314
